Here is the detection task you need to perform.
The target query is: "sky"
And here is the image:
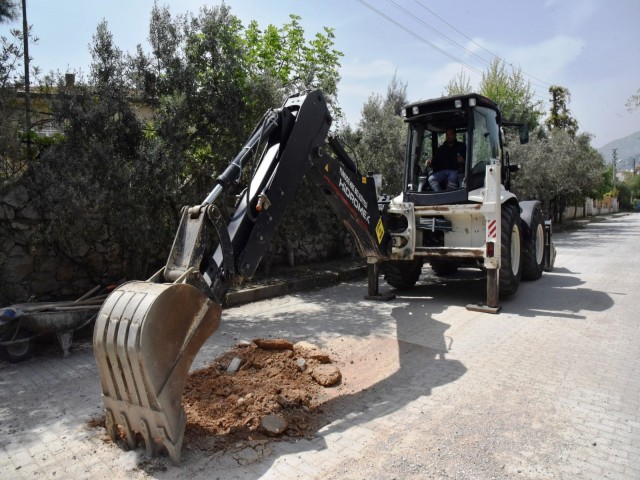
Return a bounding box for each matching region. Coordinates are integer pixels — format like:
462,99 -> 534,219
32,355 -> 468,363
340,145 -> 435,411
4,0 -> 640,155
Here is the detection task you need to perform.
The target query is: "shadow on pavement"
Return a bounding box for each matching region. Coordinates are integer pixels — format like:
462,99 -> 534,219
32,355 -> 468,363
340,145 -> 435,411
150,281 -> 466,477
503,267 -> 614,320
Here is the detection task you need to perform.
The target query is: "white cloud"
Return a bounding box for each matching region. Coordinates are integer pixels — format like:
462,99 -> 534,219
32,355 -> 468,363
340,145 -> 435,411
507,35 -> 586,83
570,74 -> 640,148
543,0 -> 599,32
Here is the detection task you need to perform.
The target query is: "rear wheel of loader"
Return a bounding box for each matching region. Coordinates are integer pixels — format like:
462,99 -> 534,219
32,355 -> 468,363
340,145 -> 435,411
499,204 -> 523,297
383,259 -> 423,290
521,206 -> 545,281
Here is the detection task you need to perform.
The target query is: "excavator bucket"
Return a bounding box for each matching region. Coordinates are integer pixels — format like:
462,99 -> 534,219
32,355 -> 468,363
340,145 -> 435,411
93,280 -> 221,464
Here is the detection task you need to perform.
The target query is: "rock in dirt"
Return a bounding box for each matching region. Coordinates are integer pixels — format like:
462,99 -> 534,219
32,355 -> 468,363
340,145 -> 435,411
294,341 -> 331,363
295,357 -> 307,371
226,357 -> 242,373
311,364 -> 342,386
293,340 -> 319,351
260,414 -> 288,435
253,338 -> 294,350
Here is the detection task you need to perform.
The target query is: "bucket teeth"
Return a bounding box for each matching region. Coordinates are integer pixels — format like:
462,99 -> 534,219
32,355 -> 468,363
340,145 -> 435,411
93,281 -> 221,464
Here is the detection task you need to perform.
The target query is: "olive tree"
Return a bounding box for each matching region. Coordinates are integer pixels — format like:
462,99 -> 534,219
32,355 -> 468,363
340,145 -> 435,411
546,85 -> 579,137
511,130 -> 606,222
0,0 -> 38,188
28,21 -> 162,279
445,59 -> 544,131
339,76 -> 407,195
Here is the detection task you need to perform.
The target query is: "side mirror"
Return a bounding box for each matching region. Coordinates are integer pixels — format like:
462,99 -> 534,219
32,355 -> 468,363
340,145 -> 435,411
519,125 -> 529,144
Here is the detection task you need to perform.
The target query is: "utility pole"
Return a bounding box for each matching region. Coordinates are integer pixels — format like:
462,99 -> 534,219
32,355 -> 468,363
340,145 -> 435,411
612,148 -> 618,189
21,0 -> 31,154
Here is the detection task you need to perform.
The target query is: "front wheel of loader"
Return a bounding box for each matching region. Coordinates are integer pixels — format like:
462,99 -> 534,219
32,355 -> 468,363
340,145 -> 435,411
383,259 -> 423,290
93,281 -> 221,464
521,206 -> 545,281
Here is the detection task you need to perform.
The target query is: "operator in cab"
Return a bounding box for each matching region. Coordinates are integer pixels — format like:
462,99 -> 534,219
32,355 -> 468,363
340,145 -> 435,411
426,128 -> 465,191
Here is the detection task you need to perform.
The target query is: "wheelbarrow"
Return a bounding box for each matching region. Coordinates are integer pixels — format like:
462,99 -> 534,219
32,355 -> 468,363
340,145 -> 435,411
0,286 -> 109,362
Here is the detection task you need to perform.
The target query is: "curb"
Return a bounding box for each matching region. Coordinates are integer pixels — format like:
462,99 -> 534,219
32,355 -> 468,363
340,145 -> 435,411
223,264 -> 368,308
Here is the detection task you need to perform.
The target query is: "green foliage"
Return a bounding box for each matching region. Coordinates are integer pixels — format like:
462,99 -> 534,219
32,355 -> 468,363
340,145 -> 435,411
339,75 -> 407,194
478,59 -> 544,130
510,84 -> 601,222
445,60 -> 543,130
618,172 -> 640,209
30,75 -> 156,279
127,3 -> 343,202
626,88 -> 640,111
5,3 -> 348,285
445,70 -> 472,96
239,14 -> 345,256
243,14 -> 343,114
616,181 -> 632,209
0,17 -> 34,188
0,0 -> 18,23
546,85 -> 579,136
511,130 -> 606,221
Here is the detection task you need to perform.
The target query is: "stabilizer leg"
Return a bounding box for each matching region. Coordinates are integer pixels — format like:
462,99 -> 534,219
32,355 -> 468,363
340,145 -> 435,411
466,268 -> 501,314
364,261 -> 396,301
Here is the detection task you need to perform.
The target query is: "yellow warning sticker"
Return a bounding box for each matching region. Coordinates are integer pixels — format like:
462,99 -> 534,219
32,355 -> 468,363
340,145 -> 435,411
362,177 -> 367,184
325,164 -> 329,172
376,217 -> 385,243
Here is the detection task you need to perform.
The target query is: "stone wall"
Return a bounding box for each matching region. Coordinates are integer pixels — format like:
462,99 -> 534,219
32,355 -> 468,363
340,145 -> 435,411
0,184 -> 126,304
262,230 -> 355,275
0,183 -> 354,305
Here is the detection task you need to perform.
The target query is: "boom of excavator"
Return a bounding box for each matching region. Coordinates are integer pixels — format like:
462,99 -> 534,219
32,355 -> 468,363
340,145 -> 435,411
93,91 -> 390,463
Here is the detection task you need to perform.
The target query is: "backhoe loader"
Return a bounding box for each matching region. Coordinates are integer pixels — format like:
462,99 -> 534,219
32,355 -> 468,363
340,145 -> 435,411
93,90 -> 554,463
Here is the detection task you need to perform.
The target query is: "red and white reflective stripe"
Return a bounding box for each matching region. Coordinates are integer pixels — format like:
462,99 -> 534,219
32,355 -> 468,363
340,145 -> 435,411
487,219 -> 497,238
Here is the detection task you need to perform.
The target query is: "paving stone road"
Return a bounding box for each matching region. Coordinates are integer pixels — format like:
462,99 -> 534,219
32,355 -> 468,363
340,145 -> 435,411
1,213 -> 639,479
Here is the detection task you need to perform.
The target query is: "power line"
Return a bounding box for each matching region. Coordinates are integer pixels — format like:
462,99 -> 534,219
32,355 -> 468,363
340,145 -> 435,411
386,0 -> 550,95
385,0 -> 493,68
411,0 -> 553,89
357,0 -> 552,103
355,0 -> 484,77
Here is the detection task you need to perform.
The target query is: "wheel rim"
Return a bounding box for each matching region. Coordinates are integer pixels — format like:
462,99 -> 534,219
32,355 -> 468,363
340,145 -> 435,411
511,224 -> 521,276
535,224 -> 545,265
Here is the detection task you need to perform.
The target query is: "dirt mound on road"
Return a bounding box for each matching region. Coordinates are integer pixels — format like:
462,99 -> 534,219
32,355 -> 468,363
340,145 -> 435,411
182,339 -> 340,452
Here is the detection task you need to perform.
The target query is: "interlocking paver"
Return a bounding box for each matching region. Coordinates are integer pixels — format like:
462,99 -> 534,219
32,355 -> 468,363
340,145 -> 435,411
1,215 -> 640,479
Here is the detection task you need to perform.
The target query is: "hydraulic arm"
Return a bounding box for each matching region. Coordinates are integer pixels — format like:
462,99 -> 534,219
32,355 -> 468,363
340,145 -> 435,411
93,90 -> 390,463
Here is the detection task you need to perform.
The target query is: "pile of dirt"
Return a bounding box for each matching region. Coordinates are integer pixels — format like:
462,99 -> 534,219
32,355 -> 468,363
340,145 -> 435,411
182,338 -> 341,451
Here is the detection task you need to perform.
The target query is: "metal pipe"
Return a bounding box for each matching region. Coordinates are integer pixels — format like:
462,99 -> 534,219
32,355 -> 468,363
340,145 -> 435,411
201,111 -> 280,206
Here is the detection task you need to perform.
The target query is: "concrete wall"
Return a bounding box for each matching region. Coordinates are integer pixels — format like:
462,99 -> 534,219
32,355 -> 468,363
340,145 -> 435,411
583,197 -> 619,216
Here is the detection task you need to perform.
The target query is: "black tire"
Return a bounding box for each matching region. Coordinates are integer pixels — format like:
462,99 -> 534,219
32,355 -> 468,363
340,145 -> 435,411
499,204 -> 523,297
383,259 -> 423,290
0,330 -> 35,363
521,206 -> 545,281
430,259 -> 459,276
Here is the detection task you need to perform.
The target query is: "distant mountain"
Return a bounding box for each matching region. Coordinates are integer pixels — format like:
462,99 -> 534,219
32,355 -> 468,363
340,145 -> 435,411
597,131 -> 640,171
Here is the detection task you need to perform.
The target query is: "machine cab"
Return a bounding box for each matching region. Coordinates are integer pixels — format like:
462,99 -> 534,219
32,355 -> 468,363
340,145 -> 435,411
401,94 -> 504,206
